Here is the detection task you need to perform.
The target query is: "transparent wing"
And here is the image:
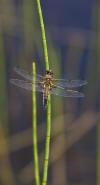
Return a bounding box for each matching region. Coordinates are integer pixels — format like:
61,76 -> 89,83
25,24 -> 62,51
50,87 -> 84,97
10,79 -> 43,92
54,79 -> 87,88
14,67 -> 43,82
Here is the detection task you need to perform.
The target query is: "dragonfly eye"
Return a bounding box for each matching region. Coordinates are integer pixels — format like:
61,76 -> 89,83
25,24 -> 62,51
45,70 -> 53,76
45,70 -> 49,74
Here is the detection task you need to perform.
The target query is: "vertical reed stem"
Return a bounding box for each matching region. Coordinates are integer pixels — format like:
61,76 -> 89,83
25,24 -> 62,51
32,62 -> 40,185
36,0 -> 49,70
36,1 -> 51,185
42,95 -> 51,185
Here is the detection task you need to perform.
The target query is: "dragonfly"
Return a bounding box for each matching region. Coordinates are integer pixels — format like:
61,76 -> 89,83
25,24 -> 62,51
10,67 -> 87,108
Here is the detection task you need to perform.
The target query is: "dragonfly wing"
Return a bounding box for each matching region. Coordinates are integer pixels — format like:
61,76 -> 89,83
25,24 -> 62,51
10,79 -> 43,92
14,67 -> 43,82
54,79 -> 87,88
50,87 -> 84,97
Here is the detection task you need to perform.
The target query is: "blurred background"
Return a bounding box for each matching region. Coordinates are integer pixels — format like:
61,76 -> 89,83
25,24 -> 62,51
0,0 -> 100,185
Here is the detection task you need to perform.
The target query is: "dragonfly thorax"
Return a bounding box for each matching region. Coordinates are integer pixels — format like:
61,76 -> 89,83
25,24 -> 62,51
43,80 -> 51,88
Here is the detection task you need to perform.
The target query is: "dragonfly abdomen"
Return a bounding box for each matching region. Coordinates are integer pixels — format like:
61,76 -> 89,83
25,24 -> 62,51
43,86 -> 50,108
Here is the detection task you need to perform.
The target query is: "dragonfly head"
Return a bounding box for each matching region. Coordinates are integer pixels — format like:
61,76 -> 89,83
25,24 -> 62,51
45,70 -> 53,77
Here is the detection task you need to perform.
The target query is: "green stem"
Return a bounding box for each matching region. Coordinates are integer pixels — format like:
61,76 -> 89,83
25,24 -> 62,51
32,62 -> 40,185
36,0 -> 49,70
42,95 -> 51,185
36,1 -> 51,185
